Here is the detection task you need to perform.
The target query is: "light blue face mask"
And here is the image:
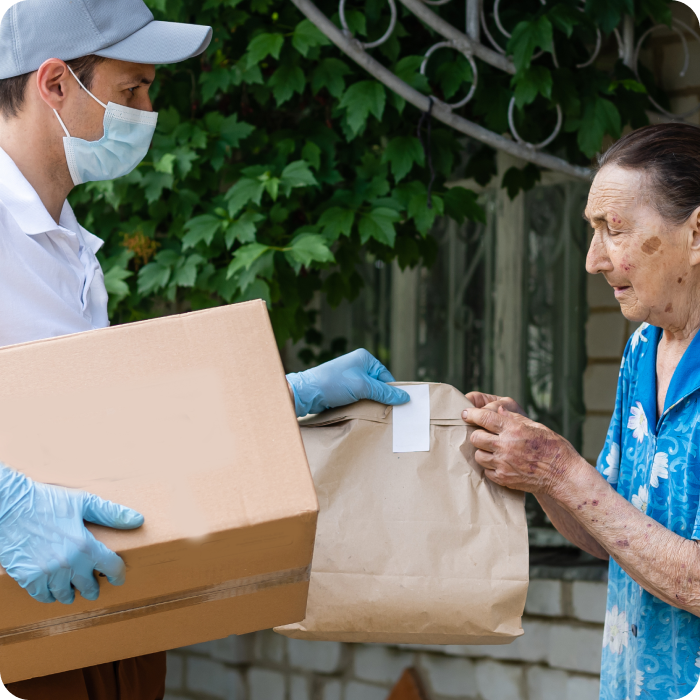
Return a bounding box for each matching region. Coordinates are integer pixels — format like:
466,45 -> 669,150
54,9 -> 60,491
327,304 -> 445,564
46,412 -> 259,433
53,67 -> 158,186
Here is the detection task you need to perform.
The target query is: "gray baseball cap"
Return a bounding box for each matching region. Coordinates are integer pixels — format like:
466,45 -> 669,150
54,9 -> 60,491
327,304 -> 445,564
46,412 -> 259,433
0,0 -> 213,80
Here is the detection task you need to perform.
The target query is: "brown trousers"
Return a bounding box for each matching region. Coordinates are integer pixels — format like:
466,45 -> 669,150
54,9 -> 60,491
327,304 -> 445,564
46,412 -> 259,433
4,653 -> 166,700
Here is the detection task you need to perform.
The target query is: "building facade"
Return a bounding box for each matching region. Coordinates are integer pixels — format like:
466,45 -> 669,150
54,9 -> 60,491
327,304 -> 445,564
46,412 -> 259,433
164,4 -> 700,699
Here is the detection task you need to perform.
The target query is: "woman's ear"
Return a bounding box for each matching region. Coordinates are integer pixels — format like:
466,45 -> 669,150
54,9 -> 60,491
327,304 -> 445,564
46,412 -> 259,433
688,205 -> 700,267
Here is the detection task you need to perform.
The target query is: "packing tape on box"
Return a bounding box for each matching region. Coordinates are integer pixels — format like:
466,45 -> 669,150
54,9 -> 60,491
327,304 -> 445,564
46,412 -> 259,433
0,565 -> 311,645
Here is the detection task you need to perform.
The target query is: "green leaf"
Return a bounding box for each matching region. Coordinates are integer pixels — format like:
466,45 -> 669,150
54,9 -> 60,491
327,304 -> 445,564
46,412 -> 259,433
220,114 -> 255,147
513,65 -> 553,108
508,17 -> 553,73
173,147 -> 197,178
182,214 -> 225,250
199,67 -> 232,104
358,207 -> 400,246
285,233 -> 335,271
578,97 -> 622,157
280,160 -> 318,193
444,187 -> 486,224
435,53 -> 474,101
501,163 -> 542,199
145,0 -> 167,12
394,56 -> 430,93
585,0 -> 633,33
339,81 -> 386,136
172,254 -> 204,287
225,211 -> 265,247
137,260 -> 171,295
302,141 -> 322,170
226,177 -> 266,217
245,32 -> 284,66
318,207 -> 355,241
611,79 -> 647,94
269,64 -> 306,106
383,136 -> 424,183
342,9 -> 366,36
142,172 -> 173,204
640,0 -> 672,26
312,58 -> 351,99
547,4 -> 580,37
292,19 -> 330,56
236,278 -> 272,306
103,260 -> 133,300
227,242 -> 271,279
408,193 -> 444,235
154,153 -> 176,174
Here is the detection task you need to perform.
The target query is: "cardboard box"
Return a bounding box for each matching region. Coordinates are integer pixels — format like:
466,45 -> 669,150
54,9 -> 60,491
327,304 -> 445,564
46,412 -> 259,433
0,301 -> 318,683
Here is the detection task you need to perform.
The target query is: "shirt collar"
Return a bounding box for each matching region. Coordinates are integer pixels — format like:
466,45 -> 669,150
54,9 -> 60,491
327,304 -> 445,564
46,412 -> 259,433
637,324 -> 660,432
638,324 -> 700,429
0,146 -> 103,253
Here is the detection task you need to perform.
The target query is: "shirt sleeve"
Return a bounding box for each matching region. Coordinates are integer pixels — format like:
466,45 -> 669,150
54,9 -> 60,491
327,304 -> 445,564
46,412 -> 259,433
595,341 -> 632,492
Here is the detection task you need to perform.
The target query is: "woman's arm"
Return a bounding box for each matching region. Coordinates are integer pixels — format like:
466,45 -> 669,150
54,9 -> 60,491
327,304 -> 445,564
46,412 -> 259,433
535,493 -> 609,560
465,405 -> 700,617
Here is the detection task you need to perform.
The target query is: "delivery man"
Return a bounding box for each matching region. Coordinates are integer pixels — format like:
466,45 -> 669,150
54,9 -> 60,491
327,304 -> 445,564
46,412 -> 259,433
0,1 -> 410,698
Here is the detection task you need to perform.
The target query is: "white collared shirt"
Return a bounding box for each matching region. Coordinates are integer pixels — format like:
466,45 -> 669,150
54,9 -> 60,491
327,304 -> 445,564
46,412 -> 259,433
0,147 -> 109,348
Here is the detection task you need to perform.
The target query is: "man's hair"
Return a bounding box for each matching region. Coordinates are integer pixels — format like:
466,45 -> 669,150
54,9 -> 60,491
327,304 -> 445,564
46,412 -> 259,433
0,54 -> 107,119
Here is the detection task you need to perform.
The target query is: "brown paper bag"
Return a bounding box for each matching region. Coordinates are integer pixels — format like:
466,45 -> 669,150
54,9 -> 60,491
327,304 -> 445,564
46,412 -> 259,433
275,382 -> 529,645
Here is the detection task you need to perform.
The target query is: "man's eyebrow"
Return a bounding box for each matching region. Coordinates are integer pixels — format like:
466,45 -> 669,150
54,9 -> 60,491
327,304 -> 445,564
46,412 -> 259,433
118,76 -> 154,87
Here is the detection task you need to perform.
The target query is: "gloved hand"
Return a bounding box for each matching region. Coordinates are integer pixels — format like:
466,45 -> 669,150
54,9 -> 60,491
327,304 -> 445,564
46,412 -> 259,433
286,348 -> 410,417
0,464 -> 144,605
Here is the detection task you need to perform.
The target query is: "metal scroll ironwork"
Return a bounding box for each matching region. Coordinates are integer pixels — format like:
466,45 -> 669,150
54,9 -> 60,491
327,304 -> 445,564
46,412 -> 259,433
292,0 -> 699,181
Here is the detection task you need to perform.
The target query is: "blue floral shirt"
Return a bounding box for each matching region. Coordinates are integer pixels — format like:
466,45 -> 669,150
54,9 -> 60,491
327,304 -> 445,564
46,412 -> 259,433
597,323 -> 700,700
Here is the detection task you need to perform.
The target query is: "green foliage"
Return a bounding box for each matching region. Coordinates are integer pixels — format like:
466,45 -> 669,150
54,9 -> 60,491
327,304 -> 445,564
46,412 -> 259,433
502,164 -> 542,199
69,0 -> 673,353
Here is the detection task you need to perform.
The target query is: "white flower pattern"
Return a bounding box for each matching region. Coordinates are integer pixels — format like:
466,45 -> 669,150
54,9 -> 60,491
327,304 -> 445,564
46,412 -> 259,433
604,443 -> 620,484
632,323 -> 649,352
604,605 -> 630,655
632,486 -> 649,515
650,452 -> 669,488
630,323 -> 649,351
631,485 -> 650,514
628,401 -> 649,443
635,670 -> 644,696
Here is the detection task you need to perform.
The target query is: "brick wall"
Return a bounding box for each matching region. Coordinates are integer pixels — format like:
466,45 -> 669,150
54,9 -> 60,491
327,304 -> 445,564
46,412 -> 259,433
164,580 -> 605,700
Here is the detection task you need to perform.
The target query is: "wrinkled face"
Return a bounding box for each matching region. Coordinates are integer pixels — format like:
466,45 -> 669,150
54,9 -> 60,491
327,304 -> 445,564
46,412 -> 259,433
585,165 -> 698,327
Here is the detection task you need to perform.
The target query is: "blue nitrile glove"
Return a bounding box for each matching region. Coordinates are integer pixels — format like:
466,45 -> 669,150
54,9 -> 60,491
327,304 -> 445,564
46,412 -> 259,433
0,463 -> 144,605
286,348 -> 411,417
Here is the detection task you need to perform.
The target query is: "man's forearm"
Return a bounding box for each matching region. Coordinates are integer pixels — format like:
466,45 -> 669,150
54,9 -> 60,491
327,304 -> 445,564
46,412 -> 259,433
553,458 -> 700,615
535,493 -> 609,560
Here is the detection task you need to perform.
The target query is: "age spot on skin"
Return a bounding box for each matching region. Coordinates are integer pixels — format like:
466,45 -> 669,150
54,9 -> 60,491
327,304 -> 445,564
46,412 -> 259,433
616,539 -> 630,547
641,236 -> 662,255
592,500 -> 599,506
665,303 -> 673,313
678,277 -> 684,284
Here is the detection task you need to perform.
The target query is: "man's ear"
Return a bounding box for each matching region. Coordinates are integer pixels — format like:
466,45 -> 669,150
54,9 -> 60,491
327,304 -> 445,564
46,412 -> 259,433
689,205 -> 700,268
35,59 -> 75,112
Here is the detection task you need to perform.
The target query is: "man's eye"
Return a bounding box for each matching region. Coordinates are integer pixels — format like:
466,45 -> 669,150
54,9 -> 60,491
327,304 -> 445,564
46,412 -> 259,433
128,87 -> 139,95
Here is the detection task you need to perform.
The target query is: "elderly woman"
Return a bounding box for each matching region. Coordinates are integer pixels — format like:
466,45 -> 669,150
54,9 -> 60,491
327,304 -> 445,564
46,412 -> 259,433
464,122 -> 700,699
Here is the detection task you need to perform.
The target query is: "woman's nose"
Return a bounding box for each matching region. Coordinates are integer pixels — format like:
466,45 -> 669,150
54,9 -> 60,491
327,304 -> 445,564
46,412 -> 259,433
585,232 -> 613,275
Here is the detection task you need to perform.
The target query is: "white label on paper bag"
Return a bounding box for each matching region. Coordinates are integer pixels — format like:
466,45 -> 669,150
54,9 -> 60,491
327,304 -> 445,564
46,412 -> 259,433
392,385 -> 430,452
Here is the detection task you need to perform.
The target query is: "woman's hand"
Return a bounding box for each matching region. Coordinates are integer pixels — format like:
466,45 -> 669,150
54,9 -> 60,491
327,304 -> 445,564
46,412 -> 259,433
463,405 -> 582,497
465,392 -> 528,417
